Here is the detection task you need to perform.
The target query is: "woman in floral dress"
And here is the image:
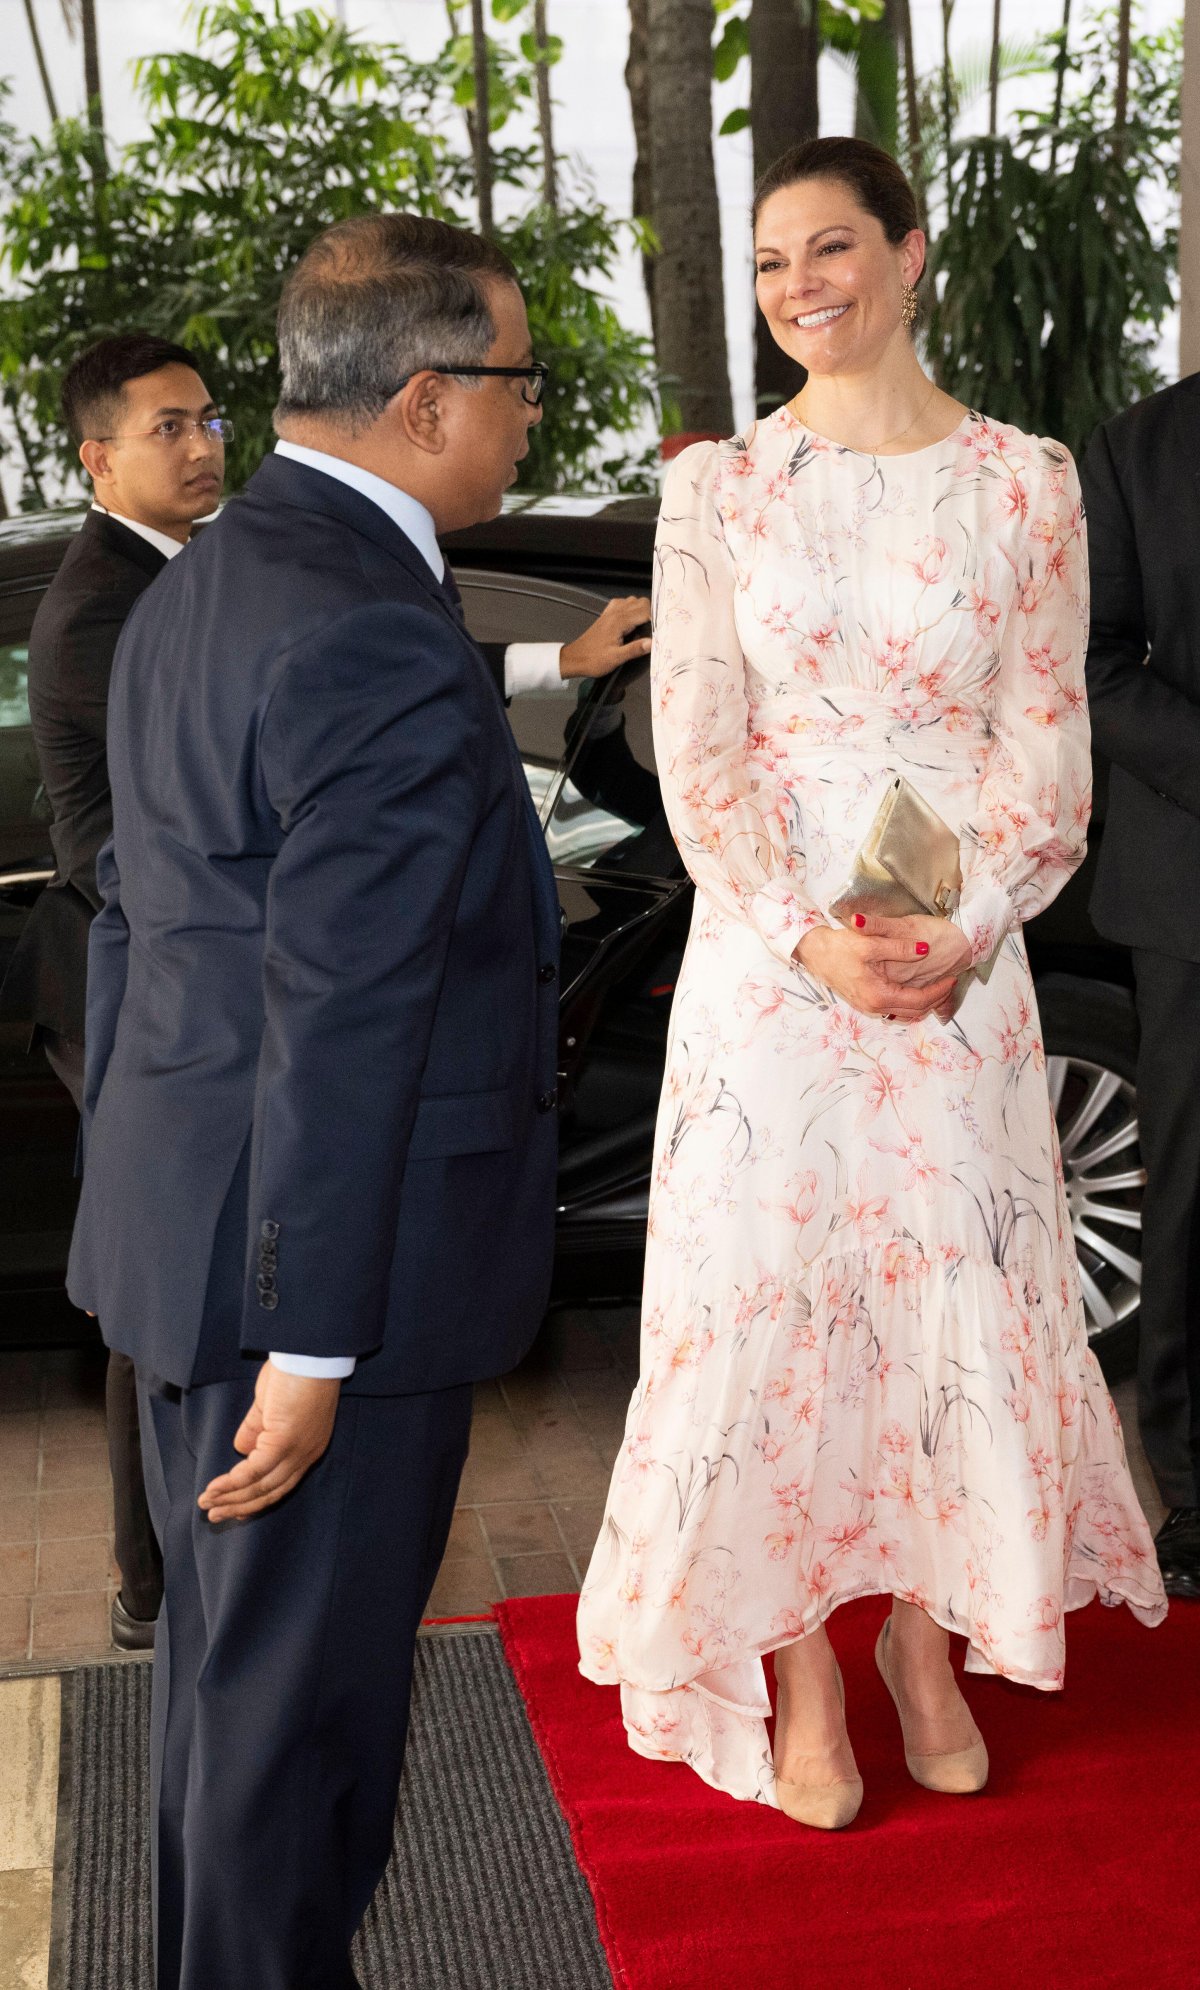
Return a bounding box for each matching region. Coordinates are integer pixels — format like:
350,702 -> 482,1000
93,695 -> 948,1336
577,138 -> 1165,1827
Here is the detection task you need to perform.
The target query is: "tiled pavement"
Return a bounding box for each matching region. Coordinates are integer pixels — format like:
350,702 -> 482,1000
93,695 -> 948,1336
0,1309 -> 1163,1671
0,1308 -> 642,1669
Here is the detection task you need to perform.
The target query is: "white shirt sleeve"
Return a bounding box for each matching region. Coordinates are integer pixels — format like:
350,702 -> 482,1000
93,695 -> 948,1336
269,1351 -> 357,1379
504,643 -> 567,697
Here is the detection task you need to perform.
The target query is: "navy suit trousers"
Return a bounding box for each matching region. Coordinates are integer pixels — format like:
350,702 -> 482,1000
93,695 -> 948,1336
137,1369 -> 472,1990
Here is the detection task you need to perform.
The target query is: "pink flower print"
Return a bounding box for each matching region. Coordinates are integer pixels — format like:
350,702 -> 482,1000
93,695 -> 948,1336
804,1560 -> 834,1605
999,475 -> 1030,524
873,631 -> 916,682
779,1170 -> 821,1227
880,1420 -> 911,1455
763,1367 -> 795,1403
966,582 -> 1002,639
765,1529 -> 796,1562
758,1432 -> 785,1465
620,1569 -> 644,1606
911,535 -> 951,586
772,1607 -> 809,1640
840,1164 -> 890,1240
857,1058 -> 906,1128
807,619 -> 840,655
818,1006 -> 865,1066
958,417 -> 1002,465
826,1518 -> 870,1556
1027,1505 -> 1052,1543
1057,1381 -> 1080,1428
1024,705 -> 1058,728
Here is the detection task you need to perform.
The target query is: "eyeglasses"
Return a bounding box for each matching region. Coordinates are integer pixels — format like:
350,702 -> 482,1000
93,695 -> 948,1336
392,363 -> 549,407
98,416 -> 235,447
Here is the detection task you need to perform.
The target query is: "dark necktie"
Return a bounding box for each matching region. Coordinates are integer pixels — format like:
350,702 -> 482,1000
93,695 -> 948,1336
438,563 -> 466,625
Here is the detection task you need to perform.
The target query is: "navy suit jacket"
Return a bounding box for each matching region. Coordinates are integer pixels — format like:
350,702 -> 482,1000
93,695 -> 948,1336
66,453 -> 561,1394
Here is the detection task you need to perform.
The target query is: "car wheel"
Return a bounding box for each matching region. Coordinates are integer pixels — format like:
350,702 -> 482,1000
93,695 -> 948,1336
1036,976 -> 1141,1382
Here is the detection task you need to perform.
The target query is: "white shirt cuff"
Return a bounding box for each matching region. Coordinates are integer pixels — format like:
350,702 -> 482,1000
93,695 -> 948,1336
505,642 -> 566,697
269,1351 -> 357,1379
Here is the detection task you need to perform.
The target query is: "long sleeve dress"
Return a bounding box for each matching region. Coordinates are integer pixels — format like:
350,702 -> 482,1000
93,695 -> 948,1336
576,408 -> 1167,1809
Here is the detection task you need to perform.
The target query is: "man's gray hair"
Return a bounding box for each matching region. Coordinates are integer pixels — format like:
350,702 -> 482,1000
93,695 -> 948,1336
274,213 -> 520,432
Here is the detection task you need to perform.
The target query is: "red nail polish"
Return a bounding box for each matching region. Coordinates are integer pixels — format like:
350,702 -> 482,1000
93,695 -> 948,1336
853,914 -> 866,929
916,941 -> 930,956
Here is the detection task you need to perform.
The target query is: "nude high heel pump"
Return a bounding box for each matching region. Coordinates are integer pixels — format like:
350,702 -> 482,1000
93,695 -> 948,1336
773,1660 -> 864,1830
875,1617 -> 988,1794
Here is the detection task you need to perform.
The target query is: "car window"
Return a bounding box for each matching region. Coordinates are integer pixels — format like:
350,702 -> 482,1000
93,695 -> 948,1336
545,658 -> 681,880
457,569 -> 610,821
0,642 -> 30,729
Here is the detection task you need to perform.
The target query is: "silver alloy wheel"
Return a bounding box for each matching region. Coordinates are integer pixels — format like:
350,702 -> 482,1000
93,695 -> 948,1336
1045,1054 -> 1144,1342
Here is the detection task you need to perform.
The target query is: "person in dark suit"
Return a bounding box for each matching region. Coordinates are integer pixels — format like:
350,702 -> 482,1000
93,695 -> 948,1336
1081,371 -> 1200,1597
3,331 -> 231,1649
66,212 -> 566,1989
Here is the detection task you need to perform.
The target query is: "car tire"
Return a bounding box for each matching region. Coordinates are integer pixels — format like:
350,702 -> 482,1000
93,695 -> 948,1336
1035,974 -> 1141,1384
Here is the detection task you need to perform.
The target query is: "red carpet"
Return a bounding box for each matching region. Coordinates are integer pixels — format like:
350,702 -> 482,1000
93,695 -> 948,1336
497,1592 -> 1200,1990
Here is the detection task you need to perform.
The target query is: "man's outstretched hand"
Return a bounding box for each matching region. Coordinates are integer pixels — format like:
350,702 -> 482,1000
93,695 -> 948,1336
559,595 -> 652,679
198,1360 -> 341,1523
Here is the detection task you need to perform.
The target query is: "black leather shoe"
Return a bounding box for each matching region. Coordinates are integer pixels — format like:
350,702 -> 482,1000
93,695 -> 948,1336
111,1591 -> 158,1652
1155,1508 -> 1200,1599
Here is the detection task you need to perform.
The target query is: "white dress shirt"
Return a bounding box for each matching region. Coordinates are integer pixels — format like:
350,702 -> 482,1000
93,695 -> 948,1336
91,503 -> 187,563
265,442 -> 564,1378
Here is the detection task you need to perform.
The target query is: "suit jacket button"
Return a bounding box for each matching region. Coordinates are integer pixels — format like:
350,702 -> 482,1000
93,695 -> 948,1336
259,1291 -> 279,1311
537,1090 -> 557,1113
538,963 -> 557,984
260,1220 -> 280,1240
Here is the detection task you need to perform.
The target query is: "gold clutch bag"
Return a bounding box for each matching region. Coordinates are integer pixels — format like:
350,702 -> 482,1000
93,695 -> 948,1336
828,776 -> 962,924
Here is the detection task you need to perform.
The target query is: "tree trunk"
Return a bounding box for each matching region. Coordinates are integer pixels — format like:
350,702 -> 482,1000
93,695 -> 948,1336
1114,0 -> 1132,136
988,0 -> 1002,137
469,0 -> 494,235
750,0 -> 819,414
856,0 -> 900,156
80,0 -> 102,130
533,0 -> 558,211
898,0 -> 926,226
648,0 -> 733,435
1049,0 -> 1072,170
941,0 -> 955,222
625,0 -> 658,343
22,0 -> 59,124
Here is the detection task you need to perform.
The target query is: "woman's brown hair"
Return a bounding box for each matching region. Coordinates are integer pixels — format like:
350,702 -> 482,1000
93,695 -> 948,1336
752,137 -> 925,282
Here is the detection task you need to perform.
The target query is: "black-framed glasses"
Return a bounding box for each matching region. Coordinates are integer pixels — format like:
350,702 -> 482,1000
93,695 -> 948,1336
98,416 -> 234,448
393,362 -> 549,406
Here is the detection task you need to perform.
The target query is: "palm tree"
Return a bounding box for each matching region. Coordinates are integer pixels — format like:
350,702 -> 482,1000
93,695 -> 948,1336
22,0 -> 60,124
750,0 -> 819,413
532,0 -> 558,211
647,0 -> 733,434
625,0 -> 657,340
469,0 -> 494,234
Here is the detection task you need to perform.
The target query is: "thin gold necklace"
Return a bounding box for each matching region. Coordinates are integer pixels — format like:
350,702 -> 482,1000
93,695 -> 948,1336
791,380 -> 939,457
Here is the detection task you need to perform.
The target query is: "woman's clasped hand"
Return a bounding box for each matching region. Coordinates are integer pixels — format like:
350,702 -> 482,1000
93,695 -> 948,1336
794,911 -> 972,1022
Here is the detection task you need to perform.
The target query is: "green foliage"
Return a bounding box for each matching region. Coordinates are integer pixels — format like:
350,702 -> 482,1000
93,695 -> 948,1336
711,0 -> 884,124
926,8 -> 1181,457
0,0 -> 659,504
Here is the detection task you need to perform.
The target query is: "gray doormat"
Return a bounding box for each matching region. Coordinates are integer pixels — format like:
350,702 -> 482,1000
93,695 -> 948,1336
49,1628 -> 612,1990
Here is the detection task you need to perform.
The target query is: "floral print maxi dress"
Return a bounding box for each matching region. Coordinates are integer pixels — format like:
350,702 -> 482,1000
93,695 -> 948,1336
576,408 -> 1167,1809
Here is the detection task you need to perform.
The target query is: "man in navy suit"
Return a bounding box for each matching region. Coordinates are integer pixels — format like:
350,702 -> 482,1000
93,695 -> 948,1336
68,213 -> 566,1989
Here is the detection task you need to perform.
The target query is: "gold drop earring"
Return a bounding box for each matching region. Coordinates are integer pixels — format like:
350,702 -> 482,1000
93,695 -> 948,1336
901,282 -> 919,330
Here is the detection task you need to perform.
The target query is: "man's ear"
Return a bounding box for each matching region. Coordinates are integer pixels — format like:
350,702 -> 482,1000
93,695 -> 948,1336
79,438 -> 110,485
395,373 -> 446,455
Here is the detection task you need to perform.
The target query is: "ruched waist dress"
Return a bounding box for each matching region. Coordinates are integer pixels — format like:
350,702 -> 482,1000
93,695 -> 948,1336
576,409 -> 1167,1808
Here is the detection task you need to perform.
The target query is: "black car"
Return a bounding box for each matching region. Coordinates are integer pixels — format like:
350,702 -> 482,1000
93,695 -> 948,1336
0,497 -> 1142,1376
